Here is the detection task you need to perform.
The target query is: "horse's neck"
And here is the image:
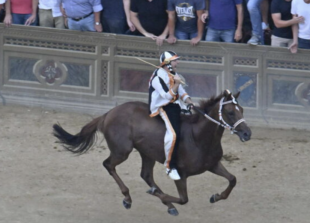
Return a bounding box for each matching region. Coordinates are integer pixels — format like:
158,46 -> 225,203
193,108 -> 225,148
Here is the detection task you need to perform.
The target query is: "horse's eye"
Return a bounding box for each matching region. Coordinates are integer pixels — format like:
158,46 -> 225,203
228,111 -> 234,116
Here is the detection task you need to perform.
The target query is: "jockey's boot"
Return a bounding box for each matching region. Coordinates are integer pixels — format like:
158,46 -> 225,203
166,168 -> 181,180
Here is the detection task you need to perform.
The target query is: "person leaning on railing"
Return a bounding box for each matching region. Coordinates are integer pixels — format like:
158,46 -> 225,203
100,0 -> 135,34
38,0 -> 65,29
201,0 -> 243,43
129,0 -> 168,46
166,0 -> 206,46
289,0 -> 310,53
270,0 -> 304,51
55,0 -> 103,32
4,0 -> 38,27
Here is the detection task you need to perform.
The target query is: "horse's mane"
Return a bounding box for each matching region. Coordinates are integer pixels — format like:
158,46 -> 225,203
181,92 -> 224,123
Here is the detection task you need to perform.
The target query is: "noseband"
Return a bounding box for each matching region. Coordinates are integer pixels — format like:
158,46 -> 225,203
193,96 -> 246,134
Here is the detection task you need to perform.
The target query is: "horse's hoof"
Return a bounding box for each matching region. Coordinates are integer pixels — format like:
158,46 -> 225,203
146,187 -> 158,195
123,200 -> 132,209
168,208 -> 179,216
210,194 -> 218,203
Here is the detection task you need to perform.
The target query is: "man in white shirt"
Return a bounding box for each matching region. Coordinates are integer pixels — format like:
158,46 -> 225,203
289,0 -> 310,53
39,0 -> 65,28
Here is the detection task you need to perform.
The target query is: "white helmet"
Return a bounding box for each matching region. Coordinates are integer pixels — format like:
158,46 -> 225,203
159,51 -> 180,67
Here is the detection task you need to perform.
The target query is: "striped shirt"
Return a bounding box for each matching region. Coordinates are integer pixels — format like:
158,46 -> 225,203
149,68 -> 189,117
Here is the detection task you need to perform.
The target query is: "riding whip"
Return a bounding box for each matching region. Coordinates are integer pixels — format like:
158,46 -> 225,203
134,57 -> 186,86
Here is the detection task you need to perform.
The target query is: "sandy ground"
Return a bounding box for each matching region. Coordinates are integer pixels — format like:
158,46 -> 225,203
1,104 -> 310,223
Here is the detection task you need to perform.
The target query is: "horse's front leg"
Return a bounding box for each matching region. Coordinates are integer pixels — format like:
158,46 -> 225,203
209,161 -> 236,203
153,178 -> 188,215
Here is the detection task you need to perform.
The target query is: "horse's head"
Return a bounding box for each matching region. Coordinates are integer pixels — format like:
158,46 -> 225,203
220,90 -> 252,142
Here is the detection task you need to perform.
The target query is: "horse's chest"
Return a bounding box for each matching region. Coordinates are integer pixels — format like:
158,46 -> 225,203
180,149 -> 222,174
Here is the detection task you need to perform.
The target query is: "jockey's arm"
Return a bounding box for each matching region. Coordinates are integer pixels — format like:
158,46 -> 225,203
185,97 -> 194,105
178,84 -> 194,105
152,76 -> 176,100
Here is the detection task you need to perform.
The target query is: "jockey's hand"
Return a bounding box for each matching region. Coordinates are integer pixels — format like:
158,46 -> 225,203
181,109 -> 192,115
187,103 -> 194,111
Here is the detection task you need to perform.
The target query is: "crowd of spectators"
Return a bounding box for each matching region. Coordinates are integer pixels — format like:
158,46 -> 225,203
0,0 -> 309,52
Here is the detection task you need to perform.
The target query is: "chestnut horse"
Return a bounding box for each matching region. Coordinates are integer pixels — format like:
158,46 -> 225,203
53,90 -> 251,216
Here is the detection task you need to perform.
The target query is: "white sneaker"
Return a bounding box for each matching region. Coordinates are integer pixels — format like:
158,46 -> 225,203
166,168 -> 181,180
247,35 -> 261,45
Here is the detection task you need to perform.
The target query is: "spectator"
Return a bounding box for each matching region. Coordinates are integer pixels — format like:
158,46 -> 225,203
0,0 -> 5,23
261,0 -> 270,31
246,0 -> 264,45
100,0 -> 135,34
201,0 -> 243,43
290,0 -> 310,53
166,0 -> 205,46
56,0 -> 102,32
38,0 -> 65,29
129,0 -> 168,46
271,0 -> 304,48
4,0 -> 38,27
261,0 -> 272,45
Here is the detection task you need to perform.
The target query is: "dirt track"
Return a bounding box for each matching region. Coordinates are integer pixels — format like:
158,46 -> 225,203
1,104 -> 310,223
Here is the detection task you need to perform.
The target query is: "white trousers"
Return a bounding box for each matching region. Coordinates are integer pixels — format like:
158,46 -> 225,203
159,108 -> 177,169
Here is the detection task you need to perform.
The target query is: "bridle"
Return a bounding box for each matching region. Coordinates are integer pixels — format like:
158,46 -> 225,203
193,96 -> 246,134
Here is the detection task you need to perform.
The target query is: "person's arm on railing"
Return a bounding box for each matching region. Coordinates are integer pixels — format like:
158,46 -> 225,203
234,3 -> 243,42
4,0 -> 12,27
25,0 -> 38,25
289,22 -> 299,54
123,0 -> 135,32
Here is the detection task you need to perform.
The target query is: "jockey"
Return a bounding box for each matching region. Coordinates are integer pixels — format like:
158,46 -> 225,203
148,51 -> 194,180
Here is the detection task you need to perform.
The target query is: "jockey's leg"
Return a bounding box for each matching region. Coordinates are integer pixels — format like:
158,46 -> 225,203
159,104 -> 181,174
209,161 -> 237,203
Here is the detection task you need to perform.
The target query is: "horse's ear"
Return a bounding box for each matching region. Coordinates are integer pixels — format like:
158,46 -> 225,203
224,89 -> 231,97
234,91 -> 240,99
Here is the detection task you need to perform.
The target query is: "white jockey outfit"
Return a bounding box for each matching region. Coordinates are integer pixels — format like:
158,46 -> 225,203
148,51 -> 191,180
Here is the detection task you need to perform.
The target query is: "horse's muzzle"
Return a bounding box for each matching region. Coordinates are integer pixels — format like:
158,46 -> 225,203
235,126 -> 251,142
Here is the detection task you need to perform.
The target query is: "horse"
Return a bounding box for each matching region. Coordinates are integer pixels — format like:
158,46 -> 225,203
53,90 -> 251,216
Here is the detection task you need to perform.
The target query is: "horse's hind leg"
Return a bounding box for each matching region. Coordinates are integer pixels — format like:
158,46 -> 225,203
139,153 -> 178,215
209,161 -> 237,203
103,152 -> 132,209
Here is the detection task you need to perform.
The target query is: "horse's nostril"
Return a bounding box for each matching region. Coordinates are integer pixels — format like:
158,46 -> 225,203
243,131 -> 251,139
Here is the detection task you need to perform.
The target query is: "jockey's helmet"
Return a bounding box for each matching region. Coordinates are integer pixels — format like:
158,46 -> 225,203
159,51 -> 180,67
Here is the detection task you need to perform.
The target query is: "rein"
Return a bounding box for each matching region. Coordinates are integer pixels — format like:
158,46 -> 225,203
193,97 -> 246,134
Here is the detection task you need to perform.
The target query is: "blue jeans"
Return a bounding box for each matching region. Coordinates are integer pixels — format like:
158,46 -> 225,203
175,29 -> 197,40
12,13 -> 37,26
101,17 -> 127,34
68,14 -> 95,32
246,0 -> 264,44
298,38 -> 310,49
206,28 -> 235,43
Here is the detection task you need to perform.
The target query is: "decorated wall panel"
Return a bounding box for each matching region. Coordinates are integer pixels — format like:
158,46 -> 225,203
1,24 -> 310,129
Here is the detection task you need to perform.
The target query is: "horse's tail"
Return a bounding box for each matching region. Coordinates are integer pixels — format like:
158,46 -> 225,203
53,115 -> 105,154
